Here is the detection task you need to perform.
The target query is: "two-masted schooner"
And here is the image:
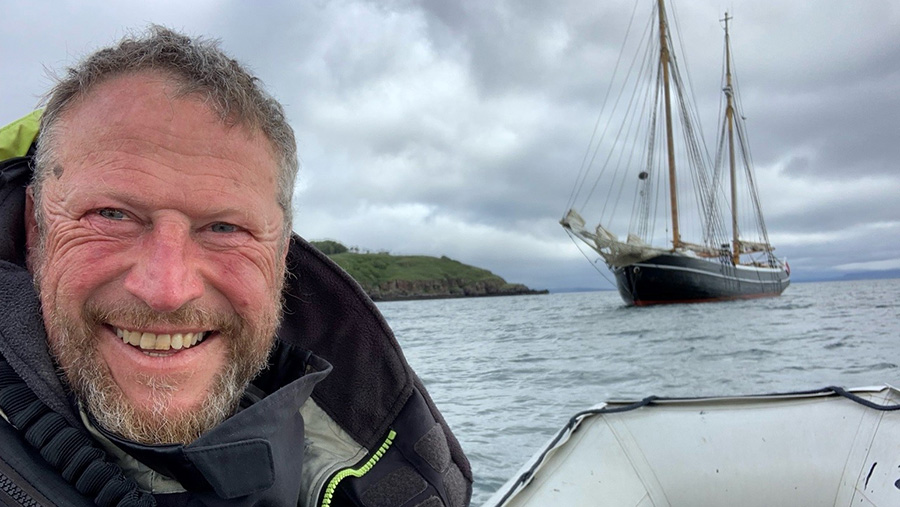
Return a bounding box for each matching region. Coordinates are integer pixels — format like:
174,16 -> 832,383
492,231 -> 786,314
561,0 -> 789,305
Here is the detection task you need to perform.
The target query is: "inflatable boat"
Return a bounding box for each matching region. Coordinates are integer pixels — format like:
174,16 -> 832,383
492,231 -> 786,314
484,386 -> 900,507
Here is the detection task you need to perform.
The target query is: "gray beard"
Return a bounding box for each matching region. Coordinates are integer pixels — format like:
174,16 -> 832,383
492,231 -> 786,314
46,302 -> 279,445
38,283 -> 281,445
65,338 -> 246,444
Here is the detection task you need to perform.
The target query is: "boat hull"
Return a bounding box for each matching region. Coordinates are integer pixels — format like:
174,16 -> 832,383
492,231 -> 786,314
613,253 -> 789,305
485,386 -> 900,507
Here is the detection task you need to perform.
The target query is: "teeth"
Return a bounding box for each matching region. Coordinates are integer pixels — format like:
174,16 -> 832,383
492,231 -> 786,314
155,334 -> 171,350
125,330 -> 141,346
140,332 -> 155,349
116,328 -> 207,352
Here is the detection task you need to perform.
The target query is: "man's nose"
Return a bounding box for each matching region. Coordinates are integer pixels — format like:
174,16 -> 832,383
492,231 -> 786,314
123,221 -> 205,312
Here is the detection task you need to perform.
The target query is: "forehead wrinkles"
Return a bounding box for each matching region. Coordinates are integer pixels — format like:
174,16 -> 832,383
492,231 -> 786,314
49,97 -> 280,215
58,114 -> 264,174
71,148 -> 269,201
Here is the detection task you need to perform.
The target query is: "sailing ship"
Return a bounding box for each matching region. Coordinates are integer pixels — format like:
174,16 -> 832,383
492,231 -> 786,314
561,0 -> 790,305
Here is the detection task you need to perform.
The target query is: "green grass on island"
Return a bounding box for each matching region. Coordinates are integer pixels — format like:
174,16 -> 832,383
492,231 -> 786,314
310,240 -> 546,301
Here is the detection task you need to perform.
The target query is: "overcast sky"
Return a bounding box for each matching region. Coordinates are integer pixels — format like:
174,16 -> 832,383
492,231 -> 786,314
3,0 -> 898,291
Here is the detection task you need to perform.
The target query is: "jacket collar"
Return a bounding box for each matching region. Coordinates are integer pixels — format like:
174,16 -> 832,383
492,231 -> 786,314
92,343 -> 332,502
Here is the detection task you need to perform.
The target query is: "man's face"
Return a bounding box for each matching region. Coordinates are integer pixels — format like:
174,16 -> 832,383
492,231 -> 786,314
28,71 -> 288,444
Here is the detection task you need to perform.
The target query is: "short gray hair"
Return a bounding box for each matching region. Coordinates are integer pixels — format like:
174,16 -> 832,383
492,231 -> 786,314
33,25 -> 298,236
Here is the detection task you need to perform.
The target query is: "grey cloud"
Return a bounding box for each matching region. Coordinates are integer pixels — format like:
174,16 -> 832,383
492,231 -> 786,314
4,0 -> 900,290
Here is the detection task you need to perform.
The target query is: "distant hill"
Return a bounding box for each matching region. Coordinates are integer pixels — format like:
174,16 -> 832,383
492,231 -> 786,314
311,240 -> 548,301
788,268 -> 900,283
839,269 -> 900,281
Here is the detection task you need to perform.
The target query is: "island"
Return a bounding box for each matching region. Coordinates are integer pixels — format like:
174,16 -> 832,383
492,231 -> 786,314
311,240 -> 548,302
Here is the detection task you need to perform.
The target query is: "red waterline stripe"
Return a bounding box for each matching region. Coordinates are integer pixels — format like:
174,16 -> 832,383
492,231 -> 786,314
632,291 -> 784,306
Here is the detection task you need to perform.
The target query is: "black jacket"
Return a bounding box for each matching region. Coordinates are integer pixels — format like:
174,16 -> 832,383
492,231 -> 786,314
0,133 -> 471,506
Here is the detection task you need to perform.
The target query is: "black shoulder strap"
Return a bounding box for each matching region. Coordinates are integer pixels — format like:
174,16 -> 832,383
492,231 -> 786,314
0,356 -> 156,507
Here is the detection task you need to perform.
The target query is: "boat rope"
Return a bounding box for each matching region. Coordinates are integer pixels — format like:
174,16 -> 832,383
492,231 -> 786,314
562,228 -> 617,288
572,7 -> 658,221
590,20 -> 656,220
565,0 -> 642,214
824,386 -> 900,411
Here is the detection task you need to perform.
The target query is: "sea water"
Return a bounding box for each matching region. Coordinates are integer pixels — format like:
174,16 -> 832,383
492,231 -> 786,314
376,278 -> 900,505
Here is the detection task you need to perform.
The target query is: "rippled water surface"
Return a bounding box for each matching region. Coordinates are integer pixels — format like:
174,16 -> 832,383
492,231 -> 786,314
376,279 -> 900,505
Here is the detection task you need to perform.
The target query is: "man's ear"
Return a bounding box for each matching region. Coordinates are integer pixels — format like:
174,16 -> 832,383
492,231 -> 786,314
24,186 -> 40,260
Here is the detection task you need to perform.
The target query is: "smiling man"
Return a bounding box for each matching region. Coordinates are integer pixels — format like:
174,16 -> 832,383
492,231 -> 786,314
0,27 -> 471,506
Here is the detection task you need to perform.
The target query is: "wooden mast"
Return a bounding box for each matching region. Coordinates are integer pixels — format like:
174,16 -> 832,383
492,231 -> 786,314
658,0 -> 680,250
723,12 -> 740,265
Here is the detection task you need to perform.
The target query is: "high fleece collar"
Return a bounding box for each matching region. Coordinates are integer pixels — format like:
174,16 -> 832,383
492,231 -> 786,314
0,152 -> 75,424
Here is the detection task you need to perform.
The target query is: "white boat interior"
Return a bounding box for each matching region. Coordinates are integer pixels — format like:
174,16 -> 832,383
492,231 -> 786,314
485,386 -> 900,507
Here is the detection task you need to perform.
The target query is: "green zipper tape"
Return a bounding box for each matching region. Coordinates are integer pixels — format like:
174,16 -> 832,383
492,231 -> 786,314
320,429 -> 397,507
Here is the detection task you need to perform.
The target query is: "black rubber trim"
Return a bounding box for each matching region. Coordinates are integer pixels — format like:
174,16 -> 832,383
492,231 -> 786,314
0,357 -> 156,506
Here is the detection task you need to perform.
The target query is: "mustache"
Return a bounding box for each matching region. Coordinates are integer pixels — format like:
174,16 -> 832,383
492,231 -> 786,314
83,301 -> 244,336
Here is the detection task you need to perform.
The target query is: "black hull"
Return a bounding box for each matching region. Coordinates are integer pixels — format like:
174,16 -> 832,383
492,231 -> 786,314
613,253 -> 790,306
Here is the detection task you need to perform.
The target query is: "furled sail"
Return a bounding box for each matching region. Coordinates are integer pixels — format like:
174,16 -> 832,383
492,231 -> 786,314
561,209 -> 667,268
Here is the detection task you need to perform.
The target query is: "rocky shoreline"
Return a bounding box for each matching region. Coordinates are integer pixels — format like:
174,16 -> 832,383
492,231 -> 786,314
365,278 -> 548,302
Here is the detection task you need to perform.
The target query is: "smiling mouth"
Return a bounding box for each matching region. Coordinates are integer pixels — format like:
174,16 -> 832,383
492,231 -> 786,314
115,327 -> 209,354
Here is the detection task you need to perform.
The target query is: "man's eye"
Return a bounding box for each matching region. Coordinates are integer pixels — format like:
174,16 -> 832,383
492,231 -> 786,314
97,208 -> 127,220
210,222 -> 239,233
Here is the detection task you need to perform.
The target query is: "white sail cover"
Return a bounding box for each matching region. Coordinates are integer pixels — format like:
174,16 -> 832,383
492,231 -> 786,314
738,239 -> 774,253
561,209 -> 668,268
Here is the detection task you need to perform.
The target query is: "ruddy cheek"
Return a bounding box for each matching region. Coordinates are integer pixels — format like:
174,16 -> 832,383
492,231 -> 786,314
211,257 -> 272,308
55,249 -> 126,298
